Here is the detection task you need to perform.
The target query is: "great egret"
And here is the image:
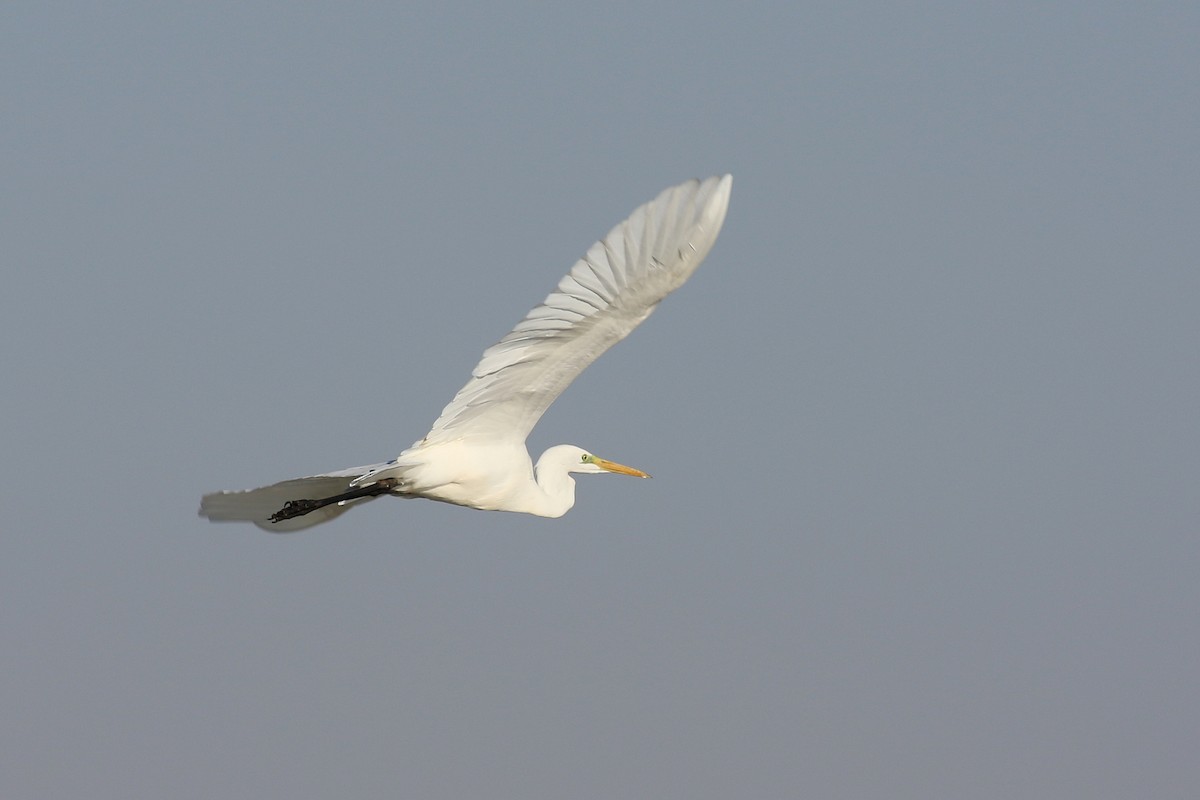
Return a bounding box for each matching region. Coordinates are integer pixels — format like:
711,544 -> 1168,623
200,174 -> 732,531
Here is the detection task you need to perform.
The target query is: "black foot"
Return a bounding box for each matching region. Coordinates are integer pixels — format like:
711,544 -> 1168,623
270,499 -> 322,523
268,478 -> 400,524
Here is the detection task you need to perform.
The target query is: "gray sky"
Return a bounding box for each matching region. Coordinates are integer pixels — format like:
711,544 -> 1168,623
3,3 -> 1198,798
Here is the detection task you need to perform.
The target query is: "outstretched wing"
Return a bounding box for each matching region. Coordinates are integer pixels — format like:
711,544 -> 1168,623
417,174 -> 732,447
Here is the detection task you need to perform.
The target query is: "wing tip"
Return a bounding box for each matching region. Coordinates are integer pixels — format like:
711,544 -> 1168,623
704,173 -> 733,226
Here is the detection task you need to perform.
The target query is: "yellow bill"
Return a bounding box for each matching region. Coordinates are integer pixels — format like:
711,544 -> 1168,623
593,456 -> 651,478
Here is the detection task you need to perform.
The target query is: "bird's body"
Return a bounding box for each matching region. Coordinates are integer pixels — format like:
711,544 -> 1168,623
384,442 -> 637,517
200,175 -> 731,531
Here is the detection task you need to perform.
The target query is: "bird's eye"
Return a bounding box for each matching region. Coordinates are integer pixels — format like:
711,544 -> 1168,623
581,453 -> 591,463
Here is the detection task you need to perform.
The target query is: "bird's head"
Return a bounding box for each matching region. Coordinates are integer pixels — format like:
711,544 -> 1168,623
548,445 -> 651,478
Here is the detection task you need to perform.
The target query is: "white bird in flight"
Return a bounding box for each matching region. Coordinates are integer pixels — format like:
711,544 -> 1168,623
200,174 -> 732,531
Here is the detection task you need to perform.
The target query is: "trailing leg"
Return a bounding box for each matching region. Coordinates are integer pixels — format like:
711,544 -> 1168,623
269,478 -> 399,523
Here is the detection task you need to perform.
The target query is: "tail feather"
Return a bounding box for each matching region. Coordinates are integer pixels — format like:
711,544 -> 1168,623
199,463 -> 391,532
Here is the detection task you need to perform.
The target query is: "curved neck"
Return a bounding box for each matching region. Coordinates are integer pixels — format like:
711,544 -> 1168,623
520,450 -> 578,518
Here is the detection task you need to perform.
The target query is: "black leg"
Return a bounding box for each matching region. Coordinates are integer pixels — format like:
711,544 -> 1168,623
269,478 -> 399,523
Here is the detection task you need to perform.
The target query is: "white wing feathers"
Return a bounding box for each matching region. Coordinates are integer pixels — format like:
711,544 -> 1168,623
418,174 -> 732,447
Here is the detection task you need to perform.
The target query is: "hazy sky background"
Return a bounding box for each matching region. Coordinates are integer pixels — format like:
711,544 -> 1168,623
3,3 -> 1197,798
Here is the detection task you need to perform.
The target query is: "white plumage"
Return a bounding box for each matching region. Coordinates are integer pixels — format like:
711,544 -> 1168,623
200,174 -> 732,531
